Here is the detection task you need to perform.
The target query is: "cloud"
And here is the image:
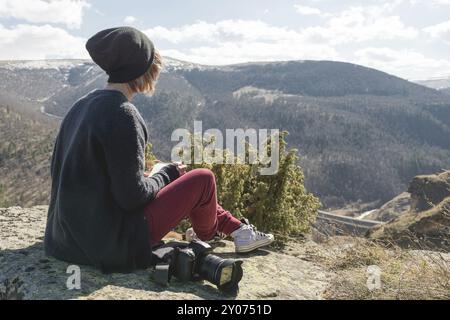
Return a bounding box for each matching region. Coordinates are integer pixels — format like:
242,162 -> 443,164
160,41 -> 338,66
430,0 -> 450,5
0,0 -> 90,29
424,20 -> 450,43
147,3 -> 418,48
355,47 -> 450,79
301,5 -> 418,45
146,21 -> 219,44
294,5 -> 330,17
124,16 -> 138,25
145,20 -> 339,65
145,11 -> 417,66
0,24 -> 88,60
147,19 -> 325,45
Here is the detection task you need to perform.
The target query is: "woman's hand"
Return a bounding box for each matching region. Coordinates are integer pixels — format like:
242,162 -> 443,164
144,160 -> 161,177
174,162 -> 187,177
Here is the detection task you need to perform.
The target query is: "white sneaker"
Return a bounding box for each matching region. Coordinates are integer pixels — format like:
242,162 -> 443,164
231,222 -> 275,253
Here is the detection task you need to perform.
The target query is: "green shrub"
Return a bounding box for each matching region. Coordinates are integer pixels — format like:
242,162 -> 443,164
146,132 -> 320,237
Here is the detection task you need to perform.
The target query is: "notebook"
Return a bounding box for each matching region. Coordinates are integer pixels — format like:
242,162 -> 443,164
149,163 -> 170,176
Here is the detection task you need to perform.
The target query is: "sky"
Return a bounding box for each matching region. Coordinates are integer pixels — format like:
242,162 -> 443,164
1,0 -> 450,80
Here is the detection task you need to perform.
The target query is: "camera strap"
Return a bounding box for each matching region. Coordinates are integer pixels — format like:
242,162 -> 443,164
151,242 -> 190,286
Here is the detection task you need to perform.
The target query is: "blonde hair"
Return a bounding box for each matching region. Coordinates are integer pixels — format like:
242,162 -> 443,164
126,50 -> 163,95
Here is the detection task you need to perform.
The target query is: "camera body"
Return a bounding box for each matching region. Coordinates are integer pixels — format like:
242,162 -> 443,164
171,240 -> 243,295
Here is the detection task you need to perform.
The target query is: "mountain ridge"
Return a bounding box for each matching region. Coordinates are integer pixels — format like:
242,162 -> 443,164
2,57 -> 443,91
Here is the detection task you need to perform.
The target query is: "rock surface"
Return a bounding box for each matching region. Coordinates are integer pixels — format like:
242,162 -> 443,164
364,192 -> 411,222
408,171 -> 450,212
369,197 -> 450,251
368,170 -> 450,251
0,206 -> 332,300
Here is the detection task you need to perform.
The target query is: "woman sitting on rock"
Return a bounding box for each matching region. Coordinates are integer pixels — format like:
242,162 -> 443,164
44,27 -> 274,273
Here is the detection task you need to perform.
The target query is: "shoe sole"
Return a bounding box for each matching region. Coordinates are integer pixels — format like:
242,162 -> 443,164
235,237 -> 274,253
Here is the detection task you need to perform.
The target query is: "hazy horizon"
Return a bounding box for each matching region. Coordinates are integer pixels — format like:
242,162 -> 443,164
0,57 -> 445,82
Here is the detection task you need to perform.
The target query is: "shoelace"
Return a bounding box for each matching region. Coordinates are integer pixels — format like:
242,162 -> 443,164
248,224 -> 267,237
214,231 -> 227,240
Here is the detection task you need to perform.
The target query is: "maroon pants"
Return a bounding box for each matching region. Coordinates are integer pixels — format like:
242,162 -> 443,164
144,169 -> 242,247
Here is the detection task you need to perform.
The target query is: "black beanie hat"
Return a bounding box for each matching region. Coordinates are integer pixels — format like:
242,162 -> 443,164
86,27 -> 155,83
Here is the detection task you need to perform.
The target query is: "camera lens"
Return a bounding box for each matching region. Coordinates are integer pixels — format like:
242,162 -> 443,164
197,254 -> 243,295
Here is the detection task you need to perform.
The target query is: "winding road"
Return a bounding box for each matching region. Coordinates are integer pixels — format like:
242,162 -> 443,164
40,106 -> 63,120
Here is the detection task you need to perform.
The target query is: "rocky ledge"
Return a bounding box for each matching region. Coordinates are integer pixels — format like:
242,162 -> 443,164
369,170 -> 450,251
0,206 -> 331,300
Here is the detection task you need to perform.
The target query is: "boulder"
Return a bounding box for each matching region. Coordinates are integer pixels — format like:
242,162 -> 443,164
367,170 -> 450,251
408,171 -> 450,212
369,197 -> 450,251
0,206 -> 331,300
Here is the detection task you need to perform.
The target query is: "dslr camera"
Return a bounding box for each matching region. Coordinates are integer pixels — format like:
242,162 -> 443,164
154,240 -> 243,295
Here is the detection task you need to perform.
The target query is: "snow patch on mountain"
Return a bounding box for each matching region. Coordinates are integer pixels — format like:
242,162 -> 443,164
162,57 -> 208,72
0,58 -> 209,74
0,60 -> 88,71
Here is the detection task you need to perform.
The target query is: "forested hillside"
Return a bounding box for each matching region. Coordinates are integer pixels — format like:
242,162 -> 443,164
0,101 -> 56,207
